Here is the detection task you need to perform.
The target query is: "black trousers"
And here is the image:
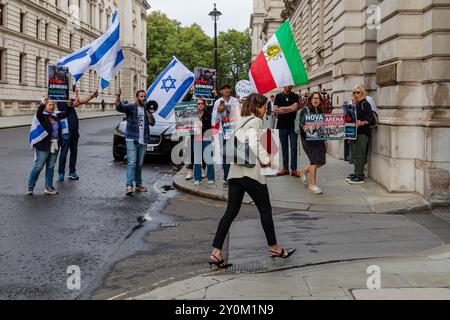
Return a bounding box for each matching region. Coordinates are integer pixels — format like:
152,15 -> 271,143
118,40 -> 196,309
212,177 -> 277,249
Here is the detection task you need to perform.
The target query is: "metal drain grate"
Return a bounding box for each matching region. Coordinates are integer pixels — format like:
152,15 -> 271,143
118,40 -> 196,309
229,255 -> 268,273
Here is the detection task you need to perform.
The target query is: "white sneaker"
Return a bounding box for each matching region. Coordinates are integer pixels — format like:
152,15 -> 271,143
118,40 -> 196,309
307,185 -> 323,194
194,181 -> 201,186
185,171 -> 193,180
300,172 -> 308,186
207,180 -> 215,185
44,187 -> 59,195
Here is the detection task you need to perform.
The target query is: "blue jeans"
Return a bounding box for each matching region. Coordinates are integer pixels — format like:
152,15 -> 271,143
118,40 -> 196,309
279,128 -> 298,170
126,140 -> 146,187
58,132 -> 79,175
28,149 -> 59,188
194,141 -> 215,182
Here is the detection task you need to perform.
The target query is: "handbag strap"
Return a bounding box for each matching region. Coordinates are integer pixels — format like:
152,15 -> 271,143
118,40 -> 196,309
236,117 -> 256,132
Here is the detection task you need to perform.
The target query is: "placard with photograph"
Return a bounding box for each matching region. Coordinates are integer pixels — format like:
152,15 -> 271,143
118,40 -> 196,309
193,67 -> 216,100
48,65 -> 70,102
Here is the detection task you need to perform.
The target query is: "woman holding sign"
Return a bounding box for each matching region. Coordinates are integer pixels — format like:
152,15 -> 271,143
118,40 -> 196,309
298,92 -> 327,195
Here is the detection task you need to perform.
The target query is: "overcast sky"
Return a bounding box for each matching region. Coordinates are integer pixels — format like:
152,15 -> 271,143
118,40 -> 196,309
148,0 -> 253,37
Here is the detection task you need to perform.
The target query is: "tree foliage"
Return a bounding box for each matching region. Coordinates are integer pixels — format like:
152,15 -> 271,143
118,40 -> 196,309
146,11 -> 251,92
217,29 -> 252,90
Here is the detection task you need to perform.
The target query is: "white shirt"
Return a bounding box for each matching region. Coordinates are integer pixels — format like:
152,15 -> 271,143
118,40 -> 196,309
137,107 -> 145,145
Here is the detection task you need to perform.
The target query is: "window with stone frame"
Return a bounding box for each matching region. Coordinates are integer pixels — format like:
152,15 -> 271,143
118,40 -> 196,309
19,53 -> 26,84
0,4 -> 5,26
45,22 -> 49,41
20,12 -> 26,33
36,18 -> 41,39
0,49 -> 4,81
57,28 -> 62,46
35,56 -> 40,86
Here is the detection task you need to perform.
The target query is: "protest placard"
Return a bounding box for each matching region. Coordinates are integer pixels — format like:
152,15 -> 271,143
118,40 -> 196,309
235,80 -> 252,100
304,114 -> 346,141
193,67 -> 216,100
48,65 -> 70,102
343,102 -> 357,140
174,101 -> 199,136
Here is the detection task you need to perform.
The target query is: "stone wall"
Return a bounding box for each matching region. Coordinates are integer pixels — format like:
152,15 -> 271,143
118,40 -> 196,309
370,0 -> 450,206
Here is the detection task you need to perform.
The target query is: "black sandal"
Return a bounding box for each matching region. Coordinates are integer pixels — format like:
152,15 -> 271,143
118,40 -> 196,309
208,254 -> 233,269
270,248 -> 296,261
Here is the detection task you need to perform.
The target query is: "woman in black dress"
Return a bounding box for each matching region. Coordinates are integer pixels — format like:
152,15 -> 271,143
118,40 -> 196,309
298,92 -> 327,194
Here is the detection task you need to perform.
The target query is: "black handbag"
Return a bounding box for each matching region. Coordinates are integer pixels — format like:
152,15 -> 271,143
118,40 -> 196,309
227,117 -> 257,168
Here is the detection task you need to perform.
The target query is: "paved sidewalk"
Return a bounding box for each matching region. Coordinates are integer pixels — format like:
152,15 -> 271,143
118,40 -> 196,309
0,111 -> 122,129
173,152 -> 431,214
132,245 -> 450,300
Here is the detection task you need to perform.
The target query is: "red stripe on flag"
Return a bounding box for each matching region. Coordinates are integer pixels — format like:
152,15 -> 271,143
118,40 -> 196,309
250,51 -> 277,94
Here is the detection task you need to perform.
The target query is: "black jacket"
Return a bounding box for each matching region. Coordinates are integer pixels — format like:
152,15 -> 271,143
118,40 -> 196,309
33,103 -> 66,151
356,99 -> 376,137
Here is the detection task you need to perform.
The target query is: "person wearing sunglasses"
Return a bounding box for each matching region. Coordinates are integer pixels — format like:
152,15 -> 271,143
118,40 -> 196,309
346,85 -> 376,184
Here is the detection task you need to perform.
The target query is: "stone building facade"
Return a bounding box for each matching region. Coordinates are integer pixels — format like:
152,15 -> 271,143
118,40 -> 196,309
251,0 -> 450,207
0,0 -> 150,116
250,0 -> 285,59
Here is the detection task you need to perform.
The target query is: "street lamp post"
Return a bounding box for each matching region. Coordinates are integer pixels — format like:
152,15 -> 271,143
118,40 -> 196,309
209,3 -> 222,91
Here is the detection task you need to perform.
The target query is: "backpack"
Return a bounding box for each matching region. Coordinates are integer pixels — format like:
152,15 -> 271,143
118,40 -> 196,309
370,111 -> 379,129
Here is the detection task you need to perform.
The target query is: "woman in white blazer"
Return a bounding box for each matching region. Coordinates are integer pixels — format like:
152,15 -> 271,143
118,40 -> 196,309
209,94 -> 296,269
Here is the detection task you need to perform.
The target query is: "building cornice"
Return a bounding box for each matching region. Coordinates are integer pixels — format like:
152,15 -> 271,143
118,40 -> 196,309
281,0 -> 301,20
122,45 -> 145,58
141,0 -> 151,11
250,13 -> 265,28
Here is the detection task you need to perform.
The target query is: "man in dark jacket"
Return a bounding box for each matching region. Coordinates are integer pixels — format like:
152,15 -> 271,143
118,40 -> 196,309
346,85 -> 376,184
27,98 -> 68,195
116,89 -> 155,195
57,87 -> 98,182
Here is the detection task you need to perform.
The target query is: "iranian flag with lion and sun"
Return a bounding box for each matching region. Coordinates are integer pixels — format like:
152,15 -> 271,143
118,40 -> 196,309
249,19 -> 309,94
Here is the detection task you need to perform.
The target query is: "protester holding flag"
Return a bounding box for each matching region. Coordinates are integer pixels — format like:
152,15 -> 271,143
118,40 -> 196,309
57,87 -> 98,182
116,89 -> 156,195
211,84 -> 240,187
27,97 -> 69,195
298,92 -> 327,194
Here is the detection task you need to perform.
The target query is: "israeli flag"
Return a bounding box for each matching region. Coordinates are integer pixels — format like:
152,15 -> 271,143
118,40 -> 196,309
88,11 -> 124,90
60,118 -> 69,135
29,111 -> 69,147
57,11 -> 124,89
57,43 -> 92,82
29,115 -> 48,147
146,57 -> 194,123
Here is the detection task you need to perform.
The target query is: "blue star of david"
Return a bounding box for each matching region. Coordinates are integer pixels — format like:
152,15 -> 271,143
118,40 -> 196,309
161,75 -> 177,93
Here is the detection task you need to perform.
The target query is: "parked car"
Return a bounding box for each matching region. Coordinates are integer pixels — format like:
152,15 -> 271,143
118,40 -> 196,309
113,118 -> 182,161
